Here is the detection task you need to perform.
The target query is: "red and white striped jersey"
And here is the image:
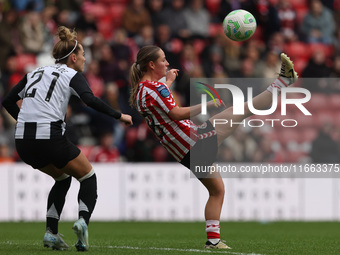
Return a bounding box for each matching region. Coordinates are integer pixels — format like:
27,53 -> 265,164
136,80 -> 198,162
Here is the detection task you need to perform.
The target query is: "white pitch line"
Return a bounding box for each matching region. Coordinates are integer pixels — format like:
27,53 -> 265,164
92,245 -> 264,255
0,241 -> 264,255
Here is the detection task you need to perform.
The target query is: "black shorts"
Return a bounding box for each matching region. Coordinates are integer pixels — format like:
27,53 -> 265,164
15,136 -> 80,169
180,120 -> 218,179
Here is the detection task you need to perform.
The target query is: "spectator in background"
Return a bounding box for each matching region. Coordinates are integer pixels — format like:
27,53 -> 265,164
161,0 -> 189,39
98,43 -> 118,83
179,43 -> 200,75
254,0 -> 281,42
75,5 -> 98,36
19,10 -> 44,54
267,32 -> 285,55
134,25 -> 154,49
276,0 -> 298,42
302,49 -> 332,92
89,132 -> 120,162
0,10 -> 21,70
311,122 -> 338,163
223,128 -> 257,162
302,49 -> 331,78
10,0 -> 44,12
202,45 -> 227,78
263,51 -> 281,79
183,0 -> 210,39
122,0 -> 151,37
155,23 -> 181,68
146,0 -> 165,31
301,0 -> 335,44
85,60 -> 105,98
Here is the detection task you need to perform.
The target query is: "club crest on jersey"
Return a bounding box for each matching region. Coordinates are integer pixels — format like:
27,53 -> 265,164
156,85 -> 170,98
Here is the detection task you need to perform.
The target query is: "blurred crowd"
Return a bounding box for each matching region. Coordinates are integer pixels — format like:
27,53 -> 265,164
1,0 -> 340,164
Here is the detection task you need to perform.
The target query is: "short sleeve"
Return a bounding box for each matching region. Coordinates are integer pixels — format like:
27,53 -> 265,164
153,84 -> 177,113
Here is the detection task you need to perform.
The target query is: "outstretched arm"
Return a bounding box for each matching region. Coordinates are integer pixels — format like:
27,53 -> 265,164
70,73 -> 133,125
2,75 -> 27,120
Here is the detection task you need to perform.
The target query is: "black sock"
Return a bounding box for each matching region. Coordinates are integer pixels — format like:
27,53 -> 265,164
46,176 -> 72,234
78,173 -> 97,225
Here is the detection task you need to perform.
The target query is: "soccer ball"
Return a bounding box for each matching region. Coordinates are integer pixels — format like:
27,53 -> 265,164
223,9 -> 257,42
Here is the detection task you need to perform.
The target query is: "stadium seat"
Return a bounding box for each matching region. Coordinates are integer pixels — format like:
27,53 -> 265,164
208,23 -> 223,37
283,42 -> 309,62
295,7 -> 308,25
314,110 -> 334,127
170,38 -> 184,54
205,0 -> 221,15
293,58 -> 308,76
109,4 -> 126,28
77,145 -> 94,159
97,15 -> 114,40
300,127 -> 318,143
309,44 -> 334,59
15,54 -> 37,73
328,94 -> 340,110
303,93 -> 328,111
277,128 -> 301,147
82,2 -> 107,18
331,112 -> 340,127
294,113 -> 314,128
289,0 -> 307,8
193,39 -> 206,55
286,150 -> 307,163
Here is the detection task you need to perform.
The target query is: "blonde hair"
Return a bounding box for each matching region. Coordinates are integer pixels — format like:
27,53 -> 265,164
129,45 -> 161,107
53,26 -> 80,64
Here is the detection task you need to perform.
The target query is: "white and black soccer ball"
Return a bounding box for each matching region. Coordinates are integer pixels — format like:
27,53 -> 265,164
223,9 -> 257,42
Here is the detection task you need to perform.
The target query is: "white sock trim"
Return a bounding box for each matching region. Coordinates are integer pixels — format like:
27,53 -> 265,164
206,220 -> 220,226
267,78 -> 288,94
78,168 -> 95,183
54,173 -> 70,181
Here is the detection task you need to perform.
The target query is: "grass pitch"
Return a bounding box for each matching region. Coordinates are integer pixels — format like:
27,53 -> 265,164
0,221 -> 339,255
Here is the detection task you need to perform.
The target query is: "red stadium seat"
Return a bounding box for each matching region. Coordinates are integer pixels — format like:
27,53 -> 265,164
293,58 -> 308,76
97,15 -> 114,40
286,150 -> 307,162
205,0 -> 221,15
283,41 -> 310,62
289,0 -> 308,9
277,128 -> 301,146
314,110 -> 334,127
193,39 -> 206,55
300,127 -> 318,143
208,23 -> 223,37
328,94 -> 340,110
15,54 -> 37,73
295,7 -> 308,25
303,93 -> 328,111
309,43 -> 334,59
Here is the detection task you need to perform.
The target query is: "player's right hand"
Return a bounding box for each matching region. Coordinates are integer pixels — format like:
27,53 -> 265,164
120,114 -> 133,126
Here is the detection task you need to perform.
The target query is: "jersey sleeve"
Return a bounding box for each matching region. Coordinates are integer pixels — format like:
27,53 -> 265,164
1,74 -> 27,120
70,73 -> 122,119
153,83 -> 177,113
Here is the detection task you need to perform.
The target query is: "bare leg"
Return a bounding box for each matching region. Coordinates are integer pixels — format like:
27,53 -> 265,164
199,169 -> 225,220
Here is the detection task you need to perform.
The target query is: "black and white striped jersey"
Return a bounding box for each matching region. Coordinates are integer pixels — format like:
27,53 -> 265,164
2,64 -> 122,140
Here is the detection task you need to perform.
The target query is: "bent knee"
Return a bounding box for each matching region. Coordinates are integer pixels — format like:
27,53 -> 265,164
209,184 -> 225,199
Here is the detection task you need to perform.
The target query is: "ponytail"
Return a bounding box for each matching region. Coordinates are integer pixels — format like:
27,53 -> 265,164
129,63 -> 143,107
129,45 -> 161,108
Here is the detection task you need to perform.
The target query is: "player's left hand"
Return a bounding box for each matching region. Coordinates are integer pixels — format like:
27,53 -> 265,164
166,69 -> 179,86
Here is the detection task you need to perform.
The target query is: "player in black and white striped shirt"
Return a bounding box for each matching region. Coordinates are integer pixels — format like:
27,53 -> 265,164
2,26 -> 133,251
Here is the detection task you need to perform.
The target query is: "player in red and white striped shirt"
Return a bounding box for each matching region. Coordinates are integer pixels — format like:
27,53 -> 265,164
129,45 -> 298,249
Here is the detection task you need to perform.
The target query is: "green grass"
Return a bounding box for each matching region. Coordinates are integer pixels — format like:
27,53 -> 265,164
0,222 -> 339,255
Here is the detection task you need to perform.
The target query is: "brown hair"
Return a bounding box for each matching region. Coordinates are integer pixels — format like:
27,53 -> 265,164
52,26 -> 80,64
129,45 -> 161,107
